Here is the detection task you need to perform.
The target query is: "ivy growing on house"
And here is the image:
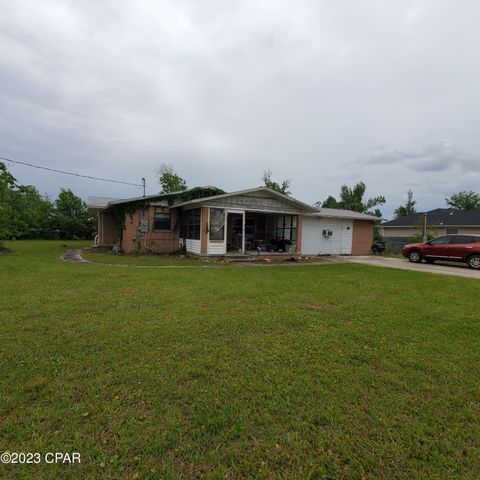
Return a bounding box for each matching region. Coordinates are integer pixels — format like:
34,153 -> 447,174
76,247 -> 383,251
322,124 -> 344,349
107,187 -> 225,239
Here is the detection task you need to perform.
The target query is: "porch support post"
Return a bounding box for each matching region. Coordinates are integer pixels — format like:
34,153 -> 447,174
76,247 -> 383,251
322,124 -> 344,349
200,207 -> 209,254
296,214 -> 303,254
242,211 -> 245,254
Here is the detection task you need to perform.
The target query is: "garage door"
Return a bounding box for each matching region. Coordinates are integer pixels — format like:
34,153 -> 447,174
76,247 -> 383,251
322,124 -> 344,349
301,217 -> 353,255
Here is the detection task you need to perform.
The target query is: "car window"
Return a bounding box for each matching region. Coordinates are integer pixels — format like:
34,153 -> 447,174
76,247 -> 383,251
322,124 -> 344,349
429,236 -> 450,245
452,236 -> 474,244
474,237 -> 480,243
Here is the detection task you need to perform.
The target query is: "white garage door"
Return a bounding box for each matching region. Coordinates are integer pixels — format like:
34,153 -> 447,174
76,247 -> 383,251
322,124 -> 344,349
301,217 -> 353,255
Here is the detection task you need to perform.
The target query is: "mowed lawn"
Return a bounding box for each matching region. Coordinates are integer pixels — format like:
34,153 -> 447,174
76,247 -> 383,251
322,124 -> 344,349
1,242 -> 479,479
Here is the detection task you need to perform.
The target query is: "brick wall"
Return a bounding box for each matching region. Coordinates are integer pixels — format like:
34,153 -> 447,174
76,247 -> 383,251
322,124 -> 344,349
99,211 -> 117,245
351,220 -> 374,255
200,207 -> 209,254
121,206 -> 180,254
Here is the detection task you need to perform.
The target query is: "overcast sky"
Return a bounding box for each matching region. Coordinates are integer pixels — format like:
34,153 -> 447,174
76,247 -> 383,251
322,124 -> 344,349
1,0 -> 479,218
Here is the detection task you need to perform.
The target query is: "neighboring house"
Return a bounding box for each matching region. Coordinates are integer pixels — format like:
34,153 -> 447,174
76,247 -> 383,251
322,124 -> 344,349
380,208 -> 480,242
87,186 -> 377,256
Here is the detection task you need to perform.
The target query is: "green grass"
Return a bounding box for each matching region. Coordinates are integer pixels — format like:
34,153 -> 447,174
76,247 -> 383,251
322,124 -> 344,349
82,249 -> 216,267
1,240 -> 479,479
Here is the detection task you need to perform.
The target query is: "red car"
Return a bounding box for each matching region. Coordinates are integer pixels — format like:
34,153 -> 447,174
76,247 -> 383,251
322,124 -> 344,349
402,234 -> 480,269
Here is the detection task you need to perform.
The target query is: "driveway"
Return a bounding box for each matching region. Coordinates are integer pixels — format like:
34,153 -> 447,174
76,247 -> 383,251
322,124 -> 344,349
342,255 -> 480,280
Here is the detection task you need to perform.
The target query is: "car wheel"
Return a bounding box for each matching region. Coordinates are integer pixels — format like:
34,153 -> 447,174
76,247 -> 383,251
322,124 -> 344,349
425,258 -> 436,264
467,254 -> 480,270
408,250 -> 422,263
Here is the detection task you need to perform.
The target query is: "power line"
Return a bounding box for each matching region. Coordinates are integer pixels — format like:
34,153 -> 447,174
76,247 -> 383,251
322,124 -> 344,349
0,155 -> 143,189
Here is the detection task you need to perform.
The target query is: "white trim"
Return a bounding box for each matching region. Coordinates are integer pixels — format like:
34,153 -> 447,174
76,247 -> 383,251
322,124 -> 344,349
226,209 -> 246,254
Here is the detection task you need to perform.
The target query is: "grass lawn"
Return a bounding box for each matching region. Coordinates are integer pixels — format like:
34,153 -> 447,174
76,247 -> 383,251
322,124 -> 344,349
82,249 -> 217,267
1,241 -> 479,479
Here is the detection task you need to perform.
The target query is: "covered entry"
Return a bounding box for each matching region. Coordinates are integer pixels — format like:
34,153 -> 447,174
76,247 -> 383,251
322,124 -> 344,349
175,187 -> 318,256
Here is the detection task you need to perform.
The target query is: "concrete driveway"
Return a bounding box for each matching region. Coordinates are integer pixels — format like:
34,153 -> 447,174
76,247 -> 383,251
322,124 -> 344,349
341,255 -> 480,280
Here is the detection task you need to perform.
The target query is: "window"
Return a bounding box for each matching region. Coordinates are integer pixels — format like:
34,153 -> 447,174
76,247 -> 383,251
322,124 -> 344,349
430,236 -> 450,245
452,236 -> 474,244
154,212 -> 171,230
209,208 -> 225,241
276,215 -> 297,241
245,217 -> 256,235
446,227 -> 459,235
181,209 -> 200,240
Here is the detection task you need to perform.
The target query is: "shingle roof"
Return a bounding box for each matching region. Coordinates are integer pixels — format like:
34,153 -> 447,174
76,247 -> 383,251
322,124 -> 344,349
306,208 -> 378,221
382,208 -> 480,227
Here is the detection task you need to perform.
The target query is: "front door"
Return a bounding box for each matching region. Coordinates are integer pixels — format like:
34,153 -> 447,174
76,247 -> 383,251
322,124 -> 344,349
226,211 -> 245,253
207,208 -> 226,255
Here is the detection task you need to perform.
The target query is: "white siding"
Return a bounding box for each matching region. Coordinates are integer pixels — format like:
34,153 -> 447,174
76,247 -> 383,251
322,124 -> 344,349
207,242 -> 226,255
185,239 -> 201,255
301,217 -> 353,255
341,225 -> 353,254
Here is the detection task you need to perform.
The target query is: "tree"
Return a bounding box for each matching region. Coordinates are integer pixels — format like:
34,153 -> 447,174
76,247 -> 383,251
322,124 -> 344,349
317,182 -> 385,217
320,195 -> 340,208
11,185 -> 54,239
445,190 -> 480,210
0,162 -> 17,241
394,190 -> 416,218
262,169 -> 291,195
53,189 -> 96,240
157,164 -> 187,193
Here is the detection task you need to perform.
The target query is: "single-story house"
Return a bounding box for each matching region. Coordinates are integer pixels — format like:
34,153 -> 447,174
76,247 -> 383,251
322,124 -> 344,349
87,186 -> 377,256
380,208 -> 480,242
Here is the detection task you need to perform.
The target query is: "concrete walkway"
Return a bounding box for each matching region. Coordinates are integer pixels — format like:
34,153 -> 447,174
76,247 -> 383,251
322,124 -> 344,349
61,249 -> 91,263
342,255 -> 480,280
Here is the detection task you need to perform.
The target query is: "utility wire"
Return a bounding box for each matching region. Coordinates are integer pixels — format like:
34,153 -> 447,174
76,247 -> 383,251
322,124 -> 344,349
0,155 -> 142,188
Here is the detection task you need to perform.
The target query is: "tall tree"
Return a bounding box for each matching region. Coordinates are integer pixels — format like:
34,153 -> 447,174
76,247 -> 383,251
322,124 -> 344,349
157,164 -> 187,193
262,169 -> 291,195
445,190 -> 480,210
318,182 -> 385,217
0,162 -> 17,240
394,190 -> 417,218
53,189 -> 95,240
11,185 -> 54,239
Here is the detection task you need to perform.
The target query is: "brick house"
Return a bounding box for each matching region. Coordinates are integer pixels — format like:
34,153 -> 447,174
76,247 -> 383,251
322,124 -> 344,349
88,186 -> 376,256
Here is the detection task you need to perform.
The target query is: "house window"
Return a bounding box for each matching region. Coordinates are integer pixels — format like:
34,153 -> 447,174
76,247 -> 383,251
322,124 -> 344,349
154,212 -> 171,230
181,209 -> 200,240
276,215 -> 297,241
446,227 -> 459,235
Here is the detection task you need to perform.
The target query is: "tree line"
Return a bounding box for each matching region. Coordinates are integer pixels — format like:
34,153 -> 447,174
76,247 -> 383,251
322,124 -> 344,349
0,162 -> 95,242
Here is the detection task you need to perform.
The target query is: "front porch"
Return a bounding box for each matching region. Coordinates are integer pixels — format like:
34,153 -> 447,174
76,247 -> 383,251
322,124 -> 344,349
207,209 -> 301,256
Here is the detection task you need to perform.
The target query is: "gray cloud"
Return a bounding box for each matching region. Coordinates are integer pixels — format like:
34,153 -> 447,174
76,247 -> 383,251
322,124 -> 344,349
1,0 -> 480,218
360,141 -> 480,172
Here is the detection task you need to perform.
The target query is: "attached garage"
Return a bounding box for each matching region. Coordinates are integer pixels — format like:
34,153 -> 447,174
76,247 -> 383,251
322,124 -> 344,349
301,210 -> 377,256
302,217 -> 353,255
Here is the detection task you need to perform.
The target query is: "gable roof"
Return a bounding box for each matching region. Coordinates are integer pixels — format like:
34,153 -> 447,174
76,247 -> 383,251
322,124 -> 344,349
382,208 -> 480,227
173,186 -> 319,212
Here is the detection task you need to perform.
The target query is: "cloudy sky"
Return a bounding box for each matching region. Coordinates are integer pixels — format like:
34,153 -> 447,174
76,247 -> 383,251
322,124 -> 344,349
1,0 -> 479,218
